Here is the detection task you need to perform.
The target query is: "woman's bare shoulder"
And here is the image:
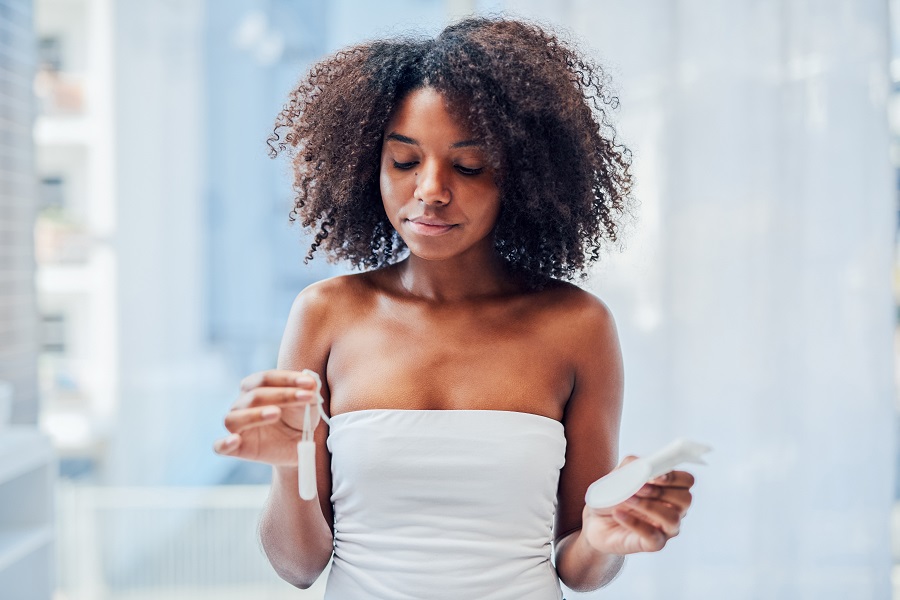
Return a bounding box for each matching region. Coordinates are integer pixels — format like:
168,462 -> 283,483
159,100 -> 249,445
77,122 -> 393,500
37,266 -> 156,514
289,271 -> 384,325
294,271 -> 376,305
278,272 -> 383,369
532,279 -> 615,328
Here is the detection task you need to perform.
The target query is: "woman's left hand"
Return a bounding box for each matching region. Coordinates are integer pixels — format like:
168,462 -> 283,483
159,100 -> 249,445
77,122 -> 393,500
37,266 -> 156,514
581,456 -> 695,555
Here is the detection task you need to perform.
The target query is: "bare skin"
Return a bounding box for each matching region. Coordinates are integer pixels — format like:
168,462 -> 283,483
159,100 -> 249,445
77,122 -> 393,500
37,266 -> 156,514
214,87 -> 694,591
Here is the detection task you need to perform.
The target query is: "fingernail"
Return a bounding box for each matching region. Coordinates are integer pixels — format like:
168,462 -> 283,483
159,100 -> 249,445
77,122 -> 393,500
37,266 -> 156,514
224,434 -> 239,447
261,406 -> 279,418
295,390 -> 312,399
296,377 -> 315,389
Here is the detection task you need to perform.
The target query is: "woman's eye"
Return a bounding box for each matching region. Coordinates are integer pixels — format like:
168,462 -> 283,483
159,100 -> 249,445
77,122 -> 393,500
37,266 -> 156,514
455,165 -> 484,176
392,160 -> 417,170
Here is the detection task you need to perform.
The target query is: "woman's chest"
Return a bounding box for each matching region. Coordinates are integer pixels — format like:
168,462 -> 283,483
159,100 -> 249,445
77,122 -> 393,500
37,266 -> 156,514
326,307 -> 574,418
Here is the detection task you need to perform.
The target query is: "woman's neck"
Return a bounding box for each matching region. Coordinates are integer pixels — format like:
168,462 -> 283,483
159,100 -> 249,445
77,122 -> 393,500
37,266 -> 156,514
394,251 -> 519,303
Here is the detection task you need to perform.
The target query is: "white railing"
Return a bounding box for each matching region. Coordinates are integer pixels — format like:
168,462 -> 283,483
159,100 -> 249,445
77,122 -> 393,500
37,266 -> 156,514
55,483 -> 329,600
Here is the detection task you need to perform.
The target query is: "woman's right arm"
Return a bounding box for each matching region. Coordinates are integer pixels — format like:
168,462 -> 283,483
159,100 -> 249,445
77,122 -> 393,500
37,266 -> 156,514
214,286 -> 336,588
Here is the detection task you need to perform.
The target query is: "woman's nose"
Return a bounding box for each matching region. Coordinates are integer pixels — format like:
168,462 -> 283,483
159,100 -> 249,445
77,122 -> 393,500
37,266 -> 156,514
414,160 -> 451,206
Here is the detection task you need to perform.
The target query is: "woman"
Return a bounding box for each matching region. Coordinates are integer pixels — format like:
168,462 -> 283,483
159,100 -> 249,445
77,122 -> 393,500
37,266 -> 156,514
214,17 -> 695,599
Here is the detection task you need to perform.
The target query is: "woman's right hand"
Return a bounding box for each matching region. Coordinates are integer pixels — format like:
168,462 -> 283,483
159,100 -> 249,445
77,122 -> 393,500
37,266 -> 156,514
213,369 -> 321,467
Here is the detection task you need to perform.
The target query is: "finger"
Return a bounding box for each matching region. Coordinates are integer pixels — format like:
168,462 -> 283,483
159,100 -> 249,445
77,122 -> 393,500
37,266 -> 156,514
224,406 -> 283,434
239,369 -> 318,393
611,506 -> 668,552
623,495 -> 682,536
634,485 -> 693,512
608,455 -> 647,479
648,469 -> 695,489
213,433 -> 242,455
234,386 -> 318,410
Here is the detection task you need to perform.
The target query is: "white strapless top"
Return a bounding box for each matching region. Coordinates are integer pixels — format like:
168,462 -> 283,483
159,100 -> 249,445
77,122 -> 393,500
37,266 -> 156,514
324,409 -> 567,600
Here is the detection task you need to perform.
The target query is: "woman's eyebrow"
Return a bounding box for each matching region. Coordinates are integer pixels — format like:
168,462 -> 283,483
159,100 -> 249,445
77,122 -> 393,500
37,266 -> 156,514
386,133 -> 418,145
385,132 -> 482,149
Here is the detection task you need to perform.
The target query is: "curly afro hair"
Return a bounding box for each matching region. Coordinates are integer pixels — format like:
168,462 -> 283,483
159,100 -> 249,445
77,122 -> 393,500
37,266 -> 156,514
268,16 -> 633,282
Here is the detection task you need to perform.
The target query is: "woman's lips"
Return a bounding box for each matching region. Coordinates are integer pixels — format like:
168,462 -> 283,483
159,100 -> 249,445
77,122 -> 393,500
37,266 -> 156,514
406,219 -> 457,236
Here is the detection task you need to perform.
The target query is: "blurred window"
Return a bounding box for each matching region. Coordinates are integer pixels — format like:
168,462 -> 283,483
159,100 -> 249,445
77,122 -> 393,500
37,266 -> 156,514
39,313 -> 65,354
38,35 -> 61,71
39,176 -> 64,210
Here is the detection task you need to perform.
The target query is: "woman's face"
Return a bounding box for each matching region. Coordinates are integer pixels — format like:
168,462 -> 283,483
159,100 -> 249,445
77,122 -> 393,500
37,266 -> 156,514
379,87 -> 501,263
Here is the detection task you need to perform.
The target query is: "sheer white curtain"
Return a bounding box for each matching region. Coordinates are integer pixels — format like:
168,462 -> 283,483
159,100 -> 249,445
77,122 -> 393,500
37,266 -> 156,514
503,1 -> 895,598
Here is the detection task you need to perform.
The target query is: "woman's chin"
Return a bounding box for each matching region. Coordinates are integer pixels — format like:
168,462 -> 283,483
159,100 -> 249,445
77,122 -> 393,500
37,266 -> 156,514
396,236 -> 455,262
405,247 -> 458,262
401,236 -> 497,264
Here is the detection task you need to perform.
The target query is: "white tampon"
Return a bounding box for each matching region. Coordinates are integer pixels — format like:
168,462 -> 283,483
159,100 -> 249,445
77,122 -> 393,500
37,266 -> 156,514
297,369 -> 330,501
585,438 -> 711,509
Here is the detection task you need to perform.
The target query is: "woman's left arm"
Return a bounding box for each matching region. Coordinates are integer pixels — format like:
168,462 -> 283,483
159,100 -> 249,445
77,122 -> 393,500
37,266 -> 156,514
553,296 -> 694,592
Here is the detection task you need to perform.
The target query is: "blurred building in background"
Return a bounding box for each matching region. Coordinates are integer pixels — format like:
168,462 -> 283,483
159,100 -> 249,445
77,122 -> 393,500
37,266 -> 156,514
1,0 -> 38,425
34,0 -> 115,480
0,1 -> 55,598
34,0 -> 331,487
